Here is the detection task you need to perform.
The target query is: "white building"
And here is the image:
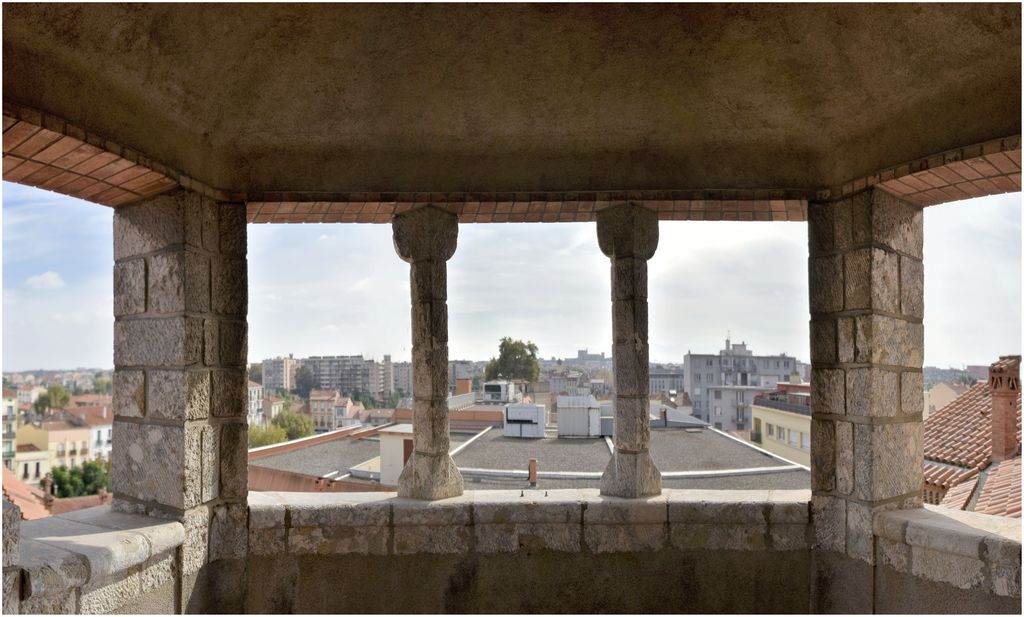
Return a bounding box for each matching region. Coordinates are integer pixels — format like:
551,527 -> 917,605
557,395 -> 601,437
248,381 -> 264,428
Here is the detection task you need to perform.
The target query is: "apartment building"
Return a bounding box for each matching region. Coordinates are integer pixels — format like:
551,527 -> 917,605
262,355 -> 299,393
393,361 -> 413,396
248,381 -> 265,428
3,388 -> 16,471
16,420 -> 91,471
650,365 -> 685,395
683,338 -> 798,431
750,383 -> 812,467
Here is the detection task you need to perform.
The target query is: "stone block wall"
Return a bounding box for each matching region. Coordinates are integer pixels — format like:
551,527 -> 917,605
807,187 -> 925,596
110,189 -> 249,599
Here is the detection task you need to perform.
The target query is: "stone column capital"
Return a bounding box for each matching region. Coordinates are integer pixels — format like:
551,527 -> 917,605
393,205 -> 459,263
596,203 -> 659,260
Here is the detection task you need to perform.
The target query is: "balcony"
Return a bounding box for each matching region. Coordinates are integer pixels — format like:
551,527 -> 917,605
754,397 -> 811,417
4,491 -> 1019,613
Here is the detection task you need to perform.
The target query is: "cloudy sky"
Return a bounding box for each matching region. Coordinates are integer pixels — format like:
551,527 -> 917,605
2,181 -> 1020,371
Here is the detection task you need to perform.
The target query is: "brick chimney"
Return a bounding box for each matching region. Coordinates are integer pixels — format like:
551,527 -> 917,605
989,355 -> 1021,463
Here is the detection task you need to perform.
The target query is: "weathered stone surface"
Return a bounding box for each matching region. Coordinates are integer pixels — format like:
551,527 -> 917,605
393,524 -> 470,554
854,315 -> 923,368
611,398 -> 651,453
218,320 -> 247,367
842,249 -> 871,310
4,500 -> 20,567
146,370 -> 209,421
585,494 -> 666,525
853,422 -> 922,501
845,501 -> 874,564
147,250 -> 210,314
211,256 -> 246,315
203,319 -> 219,366
249,527 -> 286,557
113,259 -> 146,316
113,370 -> 145,418
475,522 -> 581,553
901,371 -> 924,416
811,495 -> 845,553
600,450 -> 661,498
114,194 -> 186,260
611,297 -> 649,346
20,516 -> 151,583
868,248 -> 898,313
392,497 -> 471,526
209,503 -> 248,561
771,524 -> 809,551
807,202 -> 834,254
411,345 -> 448,399
809,254 -> 843,313
671,523 -> 766,551
845,367 -> 898,417
812,368 -> 844,416
2,567 -> 20,614
411,398 -> 451,456
200,425 -> 220,503
990,562 -> 1022,597
218,202 -> 247,257
612,341 -> 649,398
668,492 -> 767,524
288,525 -> 388,556
219,422 -> 248,501
80,552 -> 175,614
114,317 -> 203,367
409,259 -> 446,302
611,257 -> 647,302
473,492 -> 581,525
810,319 -> 836,364
872,190 -> 923,259
19,589 -> 77,614
588,523 -> 666,553
876,536 -> 910,571
397,451 -> 464,500
182,506 -> 210,575
835,421 -> 853,495
112,422 -> 194,509
911,546 -> 986,590
53,506 -> 184,558
810,419 -> 836,492
393,205 -> 458,263
900,256 -> 924,319
837,317 -> 855,363
211,369 -> 246,417
596,203 -> 658,260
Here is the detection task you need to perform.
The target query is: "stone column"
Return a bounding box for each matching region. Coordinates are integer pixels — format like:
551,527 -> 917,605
111,190 -> 249,585
597,203 -> 662,498
807,187 -> 924,612
393,205 -> 463,500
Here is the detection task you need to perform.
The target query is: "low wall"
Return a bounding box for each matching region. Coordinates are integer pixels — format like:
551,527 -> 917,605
246,489 -> 813,613
5,490 -> 1020,614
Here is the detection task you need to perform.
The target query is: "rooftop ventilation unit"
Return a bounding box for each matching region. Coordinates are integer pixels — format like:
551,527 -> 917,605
504,403 -> 545,438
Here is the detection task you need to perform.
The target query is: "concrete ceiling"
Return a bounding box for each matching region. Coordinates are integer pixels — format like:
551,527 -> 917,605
3,4 -> 1020,198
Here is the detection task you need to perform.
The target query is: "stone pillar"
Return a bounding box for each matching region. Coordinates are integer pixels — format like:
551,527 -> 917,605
392,205 -> 463,500
597,203 -> 662,498
3,499 -> 21,614
807,187 -> 924,612
111,190 -> 249,581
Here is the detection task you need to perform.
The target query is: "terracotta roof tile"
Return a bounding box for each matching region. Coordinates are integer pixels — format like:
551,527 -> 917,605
923,382 -> 1021,470
1,466 -> 50,519
939,476 -> 978,511
975,458 -> 1022,518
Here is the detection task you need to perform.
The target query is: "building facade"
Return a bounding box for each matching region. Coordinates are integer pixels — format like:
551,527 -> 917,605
262,355 -> 299,393
649,365 -> 685,395
3,388 -> 16,471
393,361 -> 413,396
683,338 -> 799,431
750,384 -> 812,466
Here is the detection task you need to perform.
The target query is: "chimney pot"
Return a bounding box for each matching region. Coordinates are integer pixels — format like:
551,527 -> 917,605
988,355 -> 1021,463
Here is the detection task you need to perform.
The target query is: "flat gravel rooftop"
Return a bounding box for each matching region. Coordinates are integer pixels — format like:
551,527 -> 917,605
453,430 -> 611,472
648,428 -> 789,471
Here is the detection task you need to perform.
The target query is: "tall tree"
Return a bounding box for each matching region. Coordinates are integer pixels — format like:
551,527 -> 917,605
295,365 -> 317,399
34,384 -> 71,415
248,425 -> 288,448
272,410 -> 314,441
249,362 -> 263,385
484,337 -> 541,382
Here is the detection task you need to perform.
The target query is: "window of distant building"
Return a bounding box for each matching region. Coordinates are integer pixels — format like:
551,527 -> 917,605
706,359 -> 713,366
34,462 -> 40,478
694,374 -> 700,383
788,430 -> 799,448
801,432 -> 810,450
22,463 -> 28,480
694,388 -> 701,396
767,423 -> 774,437
714,390 -> 722,400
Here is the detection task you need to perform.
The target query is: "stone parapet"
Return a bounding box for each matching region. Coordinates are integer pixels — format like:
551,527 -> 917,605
247,489 -> 812,558
874,506 -> 1021,599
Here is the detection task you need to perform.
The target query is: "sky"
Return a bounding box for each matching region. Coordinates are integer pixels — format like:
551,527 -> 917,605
2,181 -> 1021,371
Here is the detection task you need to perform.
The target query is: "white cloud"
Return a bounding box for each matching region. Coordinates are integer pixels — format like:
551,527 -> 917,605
25,271 -> 66,290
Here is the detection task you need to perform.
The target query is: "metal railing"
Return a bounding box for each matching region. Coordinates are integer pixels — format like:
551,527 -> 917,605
752,397 -> 811,417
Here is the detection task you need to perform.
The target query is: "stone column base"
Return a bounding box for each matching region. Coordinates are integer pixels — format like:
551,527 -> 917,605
398,451 -> 464,500
600,451 -> 662,498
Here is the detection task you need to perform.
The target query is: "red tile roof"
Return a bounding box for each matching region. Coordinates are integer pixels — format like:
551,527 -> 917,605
924,382 -> 1021,470
58,406 -> 113,426
938,476 -> 978,512
15,444 -> 40,453
975,458 -> 1022,518
1,466 -> 50,519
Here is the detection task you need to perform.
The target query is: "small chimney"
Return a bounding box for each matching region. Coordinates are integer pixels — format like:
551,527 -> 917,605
989,355 -> 1021,463
528,458 -> 538,487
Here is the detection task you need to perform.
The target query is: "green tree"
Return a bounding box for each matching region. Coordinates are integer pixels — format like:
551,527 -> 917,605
49,461 -> 110,497
249,363 -> 263,385
386,391 -> 402,408
272,410 -> 314,441
34,384 -> 71,415
295,365 -> 317,399
248,425 -> 288,448
484,337 -> 540,382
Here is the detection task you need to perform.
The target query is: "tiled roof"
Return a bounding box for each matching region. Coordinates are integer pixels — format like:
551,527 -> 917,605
2,387 -> 16,398
309,389 -> 340,400
58,406 -> 113,426
939,476 -> 978,511
924,461 -> 977,491
15,444 -> 40,453
1,466 -> 50,519
40,420 -> 86,432
975,458 -> 1022,518
923,382 -> 1021,470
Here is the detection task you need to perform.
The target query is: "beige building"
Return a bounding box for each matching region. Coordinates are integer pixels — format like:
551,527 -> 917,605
924,382 -> 970,419
13,444 -> 49,486
749,384 -> 811,467
16,420 -> 92,471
